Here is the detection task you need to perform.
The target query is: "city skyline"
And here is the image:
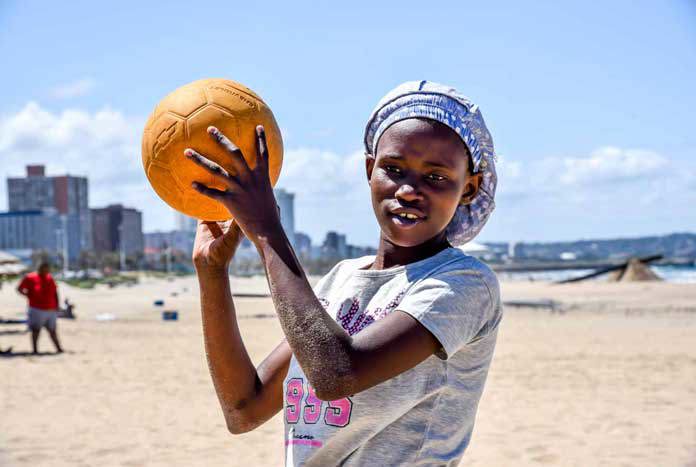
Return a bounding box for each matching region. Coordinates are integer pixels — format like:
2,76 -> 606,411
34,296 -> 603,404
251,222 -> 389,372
0,2 -> 694,245
2,163 -> 694,269
0,164 -> 145,266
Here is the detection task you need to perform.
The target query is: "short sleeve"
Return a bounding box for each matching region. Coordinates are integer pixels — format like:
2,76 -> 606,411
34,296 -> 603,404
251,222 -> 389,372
397,269 -> 500,359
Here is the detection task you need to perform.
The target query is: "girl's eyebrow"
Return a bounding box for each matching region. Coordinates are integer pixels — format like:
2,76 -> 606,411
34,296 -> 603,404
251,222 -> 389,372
382,153 -> 455,170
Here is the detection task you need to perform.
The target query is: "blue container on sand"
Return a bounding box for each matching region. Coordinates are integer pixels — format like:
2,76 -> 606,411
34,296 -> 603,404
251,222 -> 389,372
162,311 -> 178,321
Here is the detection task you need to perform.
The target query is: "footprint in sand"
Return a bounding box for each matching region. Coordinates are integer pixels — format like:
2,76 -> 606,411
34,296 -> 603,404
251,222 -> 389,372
531,453 -> 561,463
526,445 -> 560,464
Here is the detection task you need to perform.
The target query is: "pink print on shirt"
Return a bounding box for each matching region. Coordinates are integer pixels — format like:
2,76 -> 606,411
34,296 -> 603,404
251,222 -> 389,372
333,290 -> 406,336
285,377 -> 353,427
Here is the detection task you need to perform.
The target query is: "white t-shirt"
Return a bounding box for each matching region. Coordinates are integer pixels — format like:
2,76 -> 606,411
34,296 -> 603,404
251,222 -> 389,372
283,247 -> 502,466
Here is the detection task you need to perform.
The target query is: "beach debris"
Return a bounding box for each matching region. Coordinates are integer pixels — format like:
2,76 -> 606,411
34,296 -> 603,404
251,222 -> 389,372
95,313 -> 116,322
0,318 -> 27,325
58,298 -> 76,319
162,311 -> 178,321
607,258 -> 663,282
503,299 -> 563,313
154,300 -> 165,306
556,255 -> 663,284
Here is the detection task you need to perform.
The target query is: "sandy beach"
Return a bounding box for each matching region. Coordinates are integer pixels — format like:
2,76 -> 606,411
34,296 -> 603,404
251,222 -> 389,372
1,275 -> 695,466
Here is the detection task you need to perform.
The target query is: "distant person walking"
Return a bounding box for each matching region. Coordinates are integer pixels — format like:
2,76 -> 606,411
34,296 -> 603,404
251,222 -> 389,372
17,262 -> 63,354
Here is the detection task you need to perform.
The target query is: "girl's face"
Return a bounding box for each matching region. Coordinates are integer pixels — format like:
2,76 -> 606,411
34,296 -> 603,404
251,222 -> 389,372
366,118 -> 482,248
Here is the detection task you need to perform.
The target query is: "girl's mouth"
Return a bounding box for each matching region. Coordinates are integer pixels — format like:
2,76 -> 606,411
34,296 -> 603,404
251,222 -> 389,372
389,212 -> 424,229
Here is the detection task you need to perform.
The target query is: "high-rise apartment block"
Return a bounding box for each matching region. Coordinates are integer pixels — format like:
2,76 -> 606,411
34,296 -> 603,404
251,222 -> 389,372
91,204 -> 144,256
5,165 -> 92,260
0,209 -> 61,251
274,188 -> 295,246
322,231 -> 348,258
294,231 -> 312,258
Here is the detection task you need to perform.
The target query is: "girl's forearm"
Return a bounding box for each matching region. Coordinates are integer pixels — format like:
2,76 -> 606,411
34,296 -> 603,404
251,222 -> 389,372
255,228 -> 353,400
197,267 -> 261,429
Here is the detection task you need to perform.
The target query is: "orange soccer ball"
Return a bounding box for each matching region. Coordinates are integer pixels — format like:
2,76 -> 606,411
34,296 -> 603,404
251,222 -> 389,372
141,78 -> 283,221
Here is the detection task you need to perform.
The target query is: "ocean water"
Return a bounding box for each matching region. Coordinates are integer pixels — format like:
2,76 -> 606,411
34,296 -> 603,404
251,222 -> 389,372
653,265 -> 696,284
497,265 -> 696,284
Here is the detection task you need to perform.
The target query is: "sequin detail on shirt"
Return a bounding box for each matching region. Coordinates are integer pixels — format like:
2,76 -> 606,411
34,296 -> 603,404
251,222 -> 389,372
325,290 -> 407,336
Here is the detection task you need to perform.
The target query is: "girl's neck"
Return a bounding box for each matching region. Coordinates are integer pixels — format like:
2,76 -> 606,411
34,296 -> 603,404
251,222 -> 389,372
368,232 -> 451,270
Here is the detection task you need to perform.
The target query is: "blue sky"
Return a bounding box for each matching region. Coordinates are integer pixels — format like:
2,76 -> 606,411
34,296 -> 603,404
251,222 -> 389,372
0,0 -> 694,246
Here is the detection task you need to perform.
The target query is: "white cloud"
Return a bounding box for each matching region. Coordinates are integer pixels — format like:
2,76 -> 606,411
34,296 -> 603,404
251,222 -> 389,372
275,147 -> 379,245
487,146 -> 696,242
0,102 -> 174,231
50,78 -> 96,99
497,146 -> 673,196
557,146 -> 668,185
278,147 -> 366,200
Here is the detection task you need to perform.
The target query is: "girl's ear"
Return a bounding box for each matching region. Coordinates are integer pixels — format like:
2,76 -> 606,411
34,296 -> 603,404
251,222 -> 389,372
460,172 -> 483,206
365,154 -> 375,182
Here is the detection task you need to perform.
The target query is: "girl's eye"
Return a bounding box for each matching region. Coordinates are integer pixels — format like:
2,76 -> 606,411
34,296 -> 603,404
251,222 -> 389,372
385,165 -> 402,174
427,173 -> 446,182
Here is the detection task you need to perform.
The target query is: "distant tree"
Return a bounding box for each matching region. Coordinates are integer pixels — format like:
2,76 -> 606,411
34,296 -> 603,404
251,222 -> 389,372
78,250 -> 98,270
98,252 -> 121,271
125,251 -> 145,270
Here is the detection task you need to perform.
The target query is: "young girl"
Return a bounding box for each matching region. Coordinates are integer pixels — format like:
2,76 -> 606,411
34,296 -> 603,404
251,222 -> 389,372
186,80 -> 501,466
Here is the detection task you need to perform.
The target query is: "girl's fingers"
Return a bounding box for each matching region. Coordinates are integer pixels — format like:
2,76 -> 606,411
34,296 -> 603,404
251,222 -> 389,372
191,182 -> 229,201
201,220 -> 225,238
254,125 -> 270,176
207,126 -> 251,173
222,219 -> 245,247
184,148 -> 241,187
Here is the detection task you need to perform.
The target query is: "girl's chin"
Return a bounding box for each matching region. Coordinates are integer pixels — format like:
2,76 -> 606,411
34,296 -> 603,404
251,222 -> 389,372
378,217 -> 451,248
381,227 -> 434,248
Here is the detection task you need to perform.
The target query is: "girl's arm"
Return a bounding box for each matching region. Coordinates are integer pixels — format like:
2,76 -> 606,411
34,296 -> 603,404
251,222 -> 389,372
255,225 -> 439,401
194,220 -> 291,433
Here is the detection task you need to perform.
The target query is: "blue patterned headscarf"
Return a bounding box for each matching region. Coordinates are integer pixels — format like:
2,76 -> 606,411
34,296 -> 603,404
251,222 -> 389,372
364,80 -> 497,246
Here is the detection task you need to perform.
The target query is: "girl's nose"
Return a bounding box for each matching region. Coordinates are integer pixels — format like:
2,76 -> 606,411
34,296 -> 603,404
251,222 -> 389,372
395,182 -> 423,202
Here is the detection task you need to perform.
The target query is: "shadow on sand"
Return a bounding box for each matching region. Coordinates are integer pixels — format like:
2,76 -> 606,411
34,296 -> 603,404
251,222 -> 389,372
0,329 -> 28,336
0,350 -> 68,358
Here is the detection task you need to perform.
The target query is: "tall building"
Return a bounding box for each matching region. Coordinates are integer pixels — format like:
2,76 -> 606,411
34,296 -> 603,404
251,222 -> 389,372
294,231 -> 312,258
175,212 -> 198,233
0,209 -> 61,253
274,188 -> 295,246
7,165 -> 91,261
7,165 -> 54,211
91,204 -> 144,256
322,231 -> 347,258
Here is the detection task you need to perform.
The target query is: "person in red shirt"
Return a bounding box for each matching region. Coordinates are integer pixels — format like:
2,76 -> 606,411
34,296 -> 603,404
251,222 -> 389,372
17,262 -> 63,354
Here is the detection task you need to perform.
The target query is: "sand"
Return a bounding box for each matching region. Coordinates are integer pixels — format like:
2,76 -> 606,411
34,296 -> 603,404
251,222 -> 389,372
1,275 -> 695,466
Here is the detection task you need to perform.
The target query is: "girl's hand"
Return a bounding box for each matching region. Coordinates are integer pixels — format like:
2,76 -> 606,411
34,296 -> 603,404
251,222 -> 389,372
192,219 -> 244,272
184,125 -> 281,245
